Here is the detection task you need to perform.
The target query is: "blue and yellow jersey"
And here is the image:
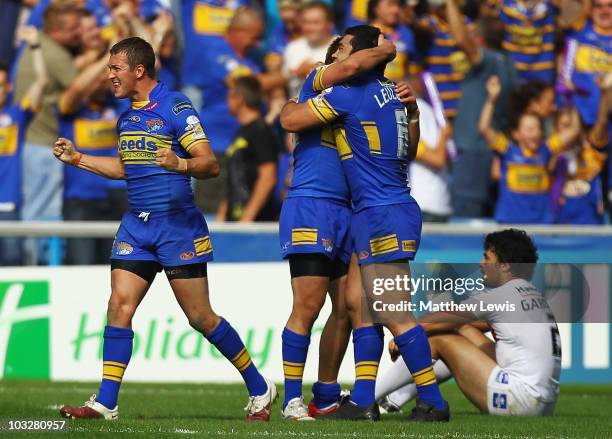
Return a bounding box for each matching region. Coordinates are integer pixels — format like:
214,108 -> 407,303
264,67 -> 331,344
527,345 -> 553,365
489,133 -> 563,223
288,66 -> 350,204
568,20 -> 612,125
345,0 -> 369,28
0,98 -> 33,207
116,82 -> 208,212
199,38 -> 261,153
180,0 -> 250,87
306,72 -> 415,212
376,23 -> 415,82
500,0 -> 556,83
422,15 -> 471,119
556,139 -> 608,224
59,100 -> 126,201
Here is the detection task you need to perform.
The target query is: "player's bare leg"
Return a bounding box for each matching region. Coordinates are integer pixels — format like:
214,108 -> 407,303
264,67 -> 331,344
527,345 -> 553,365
60,268 -> 152,420
428,333 -> 497,413
309,273 -> 351,417
282,274 -> 329,420
169,269 -> 276,421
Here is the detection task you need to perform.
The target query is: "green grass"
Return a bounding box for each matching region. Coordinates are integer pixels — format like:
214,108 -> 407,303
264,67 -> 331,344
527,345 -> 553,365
1,381 -> 611,438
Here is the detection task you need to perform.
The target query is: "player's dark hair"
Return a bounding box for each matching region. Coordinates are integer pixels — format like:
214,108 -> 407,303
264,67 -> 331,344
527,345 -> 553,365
0,61 -> 9,76
484,229 -> 539,280
325,37 -> 342,65
231,75 -> 263,110
301,1 -> 334,22
110,37 -> 156,79
345,25 -> 381,53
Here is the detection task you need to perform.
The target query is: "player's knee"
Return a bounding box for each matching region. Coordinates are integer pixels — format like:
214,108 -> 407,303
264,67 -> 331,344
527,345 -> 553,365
187,313 -> 219,335
292,295 -> 325,324
107,292 -> 138,325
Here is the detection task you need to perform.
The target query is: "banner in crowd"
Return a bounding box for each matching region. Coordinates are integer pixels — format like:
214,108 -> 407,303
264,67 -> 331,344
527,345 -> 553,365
0,265 -> 610,383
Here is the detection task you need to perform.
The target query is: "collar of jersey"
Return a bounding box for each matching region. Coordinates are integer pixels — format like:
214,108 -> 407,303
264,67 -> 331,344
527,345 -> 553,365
594,24 -> 612,37
130,82 -> 165,110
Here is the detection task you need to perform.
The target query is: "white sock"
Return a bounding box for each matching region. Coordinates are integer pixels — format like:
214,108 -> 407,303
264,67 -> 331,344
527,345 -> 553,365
376,358 -> 453,405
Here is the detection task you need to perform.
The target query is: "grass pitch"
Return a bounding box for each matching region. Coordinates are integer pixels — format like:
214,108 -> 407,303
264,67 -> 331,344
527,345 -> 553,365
1,381 -> 611,438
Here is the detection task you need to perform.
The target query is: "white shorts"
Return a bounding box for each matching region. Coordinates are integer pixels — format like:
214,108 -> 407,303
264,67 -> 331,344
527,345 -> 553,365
487,366 -> 557,416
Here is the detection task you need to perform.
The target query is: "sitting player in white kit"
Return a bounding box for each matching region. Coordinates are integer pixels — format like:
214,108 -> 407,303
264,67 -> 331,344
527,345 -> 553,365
377,229 -> 561,416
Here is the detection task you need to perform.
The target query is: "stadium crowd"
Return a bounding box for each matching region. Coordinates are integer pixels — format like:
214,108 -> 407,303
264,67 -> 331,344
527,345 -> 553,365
1,0 -> 612,266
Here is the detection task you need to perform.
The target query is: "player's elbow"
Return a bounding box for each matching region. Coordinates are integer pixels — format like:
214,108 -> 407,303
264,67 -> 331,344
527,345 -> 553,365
280,111 -> 300,133
208,158 -> 221,178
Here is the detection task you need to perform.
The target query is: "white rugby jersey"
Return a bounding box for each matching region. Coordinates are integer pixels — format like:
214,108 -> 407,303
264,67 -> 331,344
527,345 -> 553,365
466,278 -> 562,403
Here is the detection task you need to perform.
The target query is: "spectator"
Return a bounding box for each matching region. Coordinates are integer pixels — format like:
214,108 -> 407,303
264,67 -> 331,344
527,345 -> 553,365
499,0 -> 556,83
197,7 -> 285,213
510,80 -> 556,134
266,0 -> 303,73
0,0 -> 23,67
369,0 -> 415,82
561,0 -> 612,127
283,1 -> 336,97
554,76 -> 612,224
179,0 -> 250,110
416,0 -> 473,119
479,76 -> 581,224
56,53 -> 128,264
409,98 -> 452,222
217,76 -> 279,222
13,3 -> 81,264
0,27 -> 47,266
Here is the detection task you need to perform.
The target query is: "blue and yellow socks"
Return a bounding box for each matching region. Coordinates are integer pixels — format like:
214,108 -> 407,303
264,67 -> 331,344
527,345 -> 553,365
282,327 -> 310,408
96,325 -> 133,409
394,324 -> 446,410
312,381 -> 341,409
206,317 -> 267,397
350,326 -> 384,407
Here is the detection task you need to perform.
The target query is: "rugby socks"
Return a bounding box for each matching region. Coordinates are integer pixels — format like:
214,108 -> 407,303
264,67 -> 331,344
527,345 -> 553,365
282,327 -> 310,408
312,381 -> 341,410
206,317 -> 267,397
350,325 -> 384,408
387,361 -> 453,408
96,326 -> 133,409
394,325 -> 446,410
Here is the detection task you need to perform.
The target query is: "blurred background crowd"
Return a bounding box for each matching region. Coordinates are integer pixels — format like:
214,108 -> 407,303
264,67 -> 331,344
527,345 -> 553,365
1,0 -> 612,266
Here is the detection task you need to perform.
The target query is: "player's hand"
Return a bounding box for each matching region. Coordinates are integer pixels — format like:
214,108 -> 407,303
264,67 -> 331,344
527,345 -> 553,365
17,25 -> 40,47
388,339 -> 400,362
155,148 -> 180,171
486,75 -> 501,100
396,81 -> 418,117
53,138 -> 79,164
377,34 -> 397,61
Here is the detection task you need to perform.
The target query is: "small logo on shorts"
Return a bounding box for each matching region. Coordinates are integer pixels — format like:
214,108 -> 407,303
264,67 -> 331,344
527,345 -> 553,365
282,241 -> 290,252
322,238 -> 333,253
493,392 -> 508,409
358,250 -> 369,260
495,371 -> 509,384
115,242 -> 133,255
180,251 -> 195,261
402,240 -> 416,252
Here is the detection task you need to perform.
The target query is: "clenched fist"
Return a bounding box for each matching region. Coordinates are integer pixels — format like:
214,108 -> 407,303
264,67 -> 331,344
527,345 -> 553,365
156,148 -> 187,172
53,137 -> 81,165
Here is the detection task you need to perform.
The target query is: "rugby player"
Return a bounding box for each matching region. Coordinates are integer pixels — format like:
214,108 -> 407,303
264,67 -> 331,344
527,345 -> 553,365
279,34 -> 397,420
381,229 -> 561,416
281,25 -> 449,421
54,37 -> 275,421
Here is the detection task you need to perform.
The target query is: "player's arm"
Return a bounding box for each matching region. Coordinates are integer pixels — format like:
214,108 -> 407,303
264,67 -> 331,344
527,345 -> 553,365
58,55 -> 108,115
280,98 -> 330,132
447,0 -> 480,64
396,81 -> 420,161
418,310 -> 479,335
156,141 -> 220,180
53,137 -> 125,179
17,26 -> 47,111
316,36 -> 396,90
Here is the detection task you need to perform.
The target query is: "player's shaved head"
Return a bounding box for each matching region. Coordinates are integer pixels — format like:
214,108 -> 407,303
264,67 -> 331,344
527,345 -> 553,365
484,229 -> 539,280
229,6 -> 263,30
110,37 -> 156,79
